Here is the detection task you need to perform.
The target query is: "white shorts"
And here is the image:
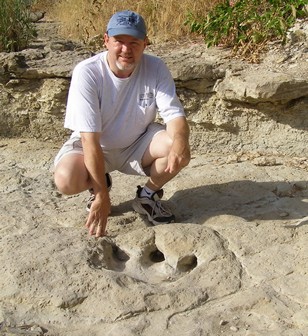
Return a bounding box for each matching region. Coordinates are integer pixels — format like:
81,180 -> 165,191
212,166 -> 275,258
54,123 -> 165,176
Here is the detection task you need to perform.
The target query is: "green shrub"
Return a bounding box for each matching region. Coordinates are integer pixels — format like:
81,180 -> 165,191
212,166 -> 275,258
0,0 -> 36,52
185,0 -> 308,61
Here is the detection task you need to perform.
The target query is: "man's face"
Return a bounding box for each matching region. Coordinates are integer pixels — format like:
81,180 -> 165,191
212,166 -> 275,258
104,34 -> 147,78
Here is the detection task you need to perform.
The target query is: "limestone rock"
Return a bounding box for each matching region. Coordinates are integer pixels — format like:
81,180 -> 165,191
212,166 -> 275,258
214,70 -> 308,104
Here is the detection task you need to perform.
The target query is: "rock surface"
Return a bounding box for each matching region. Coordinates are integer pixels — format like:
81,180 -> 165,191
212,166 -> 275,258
0,18 -> 307,336
0,138 -> 307,335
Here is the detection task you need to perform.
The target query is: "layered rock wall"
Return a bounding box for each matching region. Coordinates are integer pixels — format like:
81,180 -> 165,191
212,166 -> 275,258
0,21 -> 307,156
170,45 -> 308,155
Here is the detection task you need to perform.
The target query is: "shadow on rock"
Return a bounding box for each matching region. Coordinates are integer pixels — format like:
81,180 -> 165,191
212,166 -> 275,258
170,179 -> 308,224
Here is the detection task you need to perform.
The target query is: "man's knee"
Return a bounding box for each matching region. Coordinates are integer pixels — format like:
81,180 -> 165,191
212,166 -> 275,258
54,167 -> 73,195
54,154 -> 89,195
54,165 -> 86,195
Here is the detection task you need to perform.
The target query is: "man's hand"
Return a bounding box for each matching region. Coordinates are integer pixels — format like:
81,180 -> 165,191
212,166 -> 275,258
85,193 -> 111,237
165,140 -> 190,174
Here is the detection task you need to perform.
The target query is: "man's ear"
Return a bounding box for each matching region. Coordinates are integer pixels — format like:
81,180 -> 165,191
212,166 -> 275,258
144,36 -> 149,48
104,33 -> 109,46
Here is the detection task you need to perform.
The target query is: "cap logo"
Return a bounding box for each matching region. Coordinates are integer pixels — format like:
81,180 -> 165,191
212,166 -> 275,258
117,13 -> 138,27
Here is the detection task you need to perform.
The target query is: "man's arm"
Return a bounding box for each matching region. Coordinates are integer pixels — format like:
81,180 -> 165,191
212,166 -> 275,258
165,116 -> 191,174
81,132 -> 110,237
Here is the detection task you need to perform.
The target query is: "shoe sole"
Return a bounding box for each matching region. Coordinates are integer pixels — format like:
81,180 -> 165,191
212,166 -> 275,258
132,199 -> 175,225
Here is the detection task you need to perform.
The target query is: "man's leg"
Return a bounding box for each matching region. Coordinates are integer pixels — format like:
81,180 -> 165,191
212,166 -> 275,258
132,130 -> 188,225
141,130 -> 184,191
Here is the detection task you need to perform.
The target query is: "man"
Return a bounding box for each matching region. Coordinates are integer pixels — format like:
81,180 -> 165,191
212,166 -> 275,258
54,10 -> 190,237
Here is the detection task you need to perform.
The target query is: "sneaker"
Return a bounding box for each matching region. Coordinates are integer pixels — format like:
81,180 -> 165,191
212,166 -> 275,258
132,185 -> 175,225
86,173 -> 112,212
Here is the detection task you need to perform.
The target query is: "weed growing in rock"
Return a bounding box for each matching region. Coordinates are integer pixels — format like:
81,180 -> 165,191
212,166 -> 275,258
185,0 -> 308,62
0,0 -> 36,52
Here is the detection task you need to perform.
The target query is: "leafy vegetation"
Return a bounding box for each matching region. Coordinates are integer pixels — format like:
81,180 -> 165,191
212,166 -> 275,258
185,0 -> 308,62
0,0 -> 37,52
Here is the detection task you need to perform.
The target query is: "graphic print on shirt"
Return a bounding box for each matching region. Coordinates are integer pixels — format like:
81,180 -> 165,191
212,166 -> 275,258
139,91 -> 154,108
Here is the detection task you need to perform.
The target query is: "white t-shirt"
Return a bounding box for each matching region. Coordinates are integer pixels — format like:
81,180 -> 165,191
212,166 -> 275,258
64,51 -> 185,149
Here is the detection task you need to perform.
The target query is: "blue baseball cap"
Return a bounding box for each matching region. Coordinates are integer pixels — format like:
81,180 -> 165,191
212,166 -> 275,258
107,10 -> 147,40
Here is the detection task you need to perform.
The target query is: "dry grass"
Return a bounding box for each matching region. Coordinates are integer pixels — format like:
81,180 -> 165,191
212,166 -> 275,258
44,0 -> 223,44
